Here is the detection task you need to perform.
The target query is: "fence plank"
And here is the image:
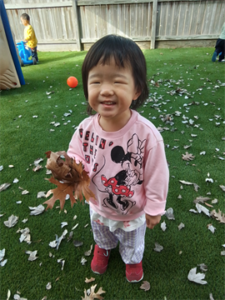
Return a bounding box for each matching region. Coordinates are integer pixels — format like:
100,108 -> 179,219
171,1 -> 179,36
208,2 -> 217,35
71,0 -> 81,50
151,0 -> 157,49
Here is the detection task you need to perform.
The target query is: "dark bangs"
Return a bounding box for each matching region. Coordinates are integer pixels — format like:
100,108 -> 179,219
82,35 -> 149,114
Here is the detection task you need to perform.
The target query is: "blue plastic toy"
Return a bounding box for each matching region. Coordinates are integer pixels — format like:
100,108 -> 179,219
16,41 -> 35,66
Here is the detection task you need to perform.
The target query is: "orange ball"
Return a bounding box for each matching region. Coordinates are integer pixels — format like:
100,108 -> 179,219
67,76 -> 78,88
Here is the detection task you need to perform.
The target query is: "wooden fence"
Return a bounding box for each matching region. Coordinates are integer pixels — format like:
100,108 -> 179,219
4,0 -> 225,51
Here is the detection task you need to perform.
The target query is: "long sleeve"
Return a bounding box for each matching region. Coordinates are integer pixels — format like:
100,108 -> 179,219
67,123 -> 88,172
25,26 -> 32,41
24,25 -> 38,48
219,23 -> 225,40
143,140 -> 169,216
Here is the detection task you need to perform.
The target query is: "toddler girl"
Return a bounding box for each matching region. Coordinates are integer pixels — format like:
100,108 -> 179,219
67,35 -> 169,283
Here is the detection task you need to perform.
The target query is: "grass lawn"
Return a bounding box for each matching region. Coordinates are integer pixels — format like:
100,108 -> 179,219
0,48 -> 224,300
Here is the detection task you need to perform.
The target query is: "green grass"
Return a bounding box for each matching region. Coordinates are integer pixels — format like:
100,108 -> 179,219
0,48 -> 225,300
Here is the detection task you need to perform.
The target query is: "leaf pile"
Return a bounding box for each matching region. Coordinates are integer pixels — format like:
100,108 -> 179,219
44,151 -> 96,210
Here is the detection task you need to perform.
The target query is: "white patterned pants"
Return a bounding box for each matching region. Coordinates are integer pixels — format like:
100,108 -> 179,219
90,211 -> 146,264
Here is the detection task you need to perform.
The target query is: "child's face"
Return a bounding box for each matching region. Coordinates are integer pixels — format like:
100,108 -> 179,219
20,17 -> 28,26
87,57 -> 140,129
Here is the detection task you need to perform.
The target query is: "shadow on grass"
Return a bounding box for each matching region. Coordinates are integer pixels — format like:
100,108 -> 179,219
37,51 -> 86,64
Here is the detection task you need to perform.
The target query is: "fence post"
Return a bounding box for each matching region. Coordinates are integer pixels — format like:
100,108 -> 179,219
72,0 -> 81,51
151,0 -> 158,49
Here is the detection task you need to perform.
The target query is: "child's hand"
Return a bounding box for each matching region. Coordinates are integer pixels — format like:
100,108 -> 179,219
145,214 -> 161,229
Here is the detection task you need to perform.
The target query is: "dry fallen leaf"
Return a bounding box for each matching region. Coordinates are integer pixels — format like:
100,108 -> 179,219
165,207 -> 175,220
29,205 -> 45,215
81,257 -> 87,265
22,190 -> 29,195
205,178 -> 213,183
33,165 -> 42,172
220,185 -> 225,192
0,249 -> 5,262
46,282 -> 51,290
179,180 -> 193,185
211,199 -> 218,204
34,158 -> 44,166
57,258 -> 65,270
209,293 -> 214,300
14,294 -> 27,300
140,281 -> 150,291
72,223 -> 79,230
61,222 -> 68,228
43,151 -> 96,210
49,229 -> 68,250
81,284 -> 105,300
198,263 -> 207,272
0,183 -> 10,192
196,203 -> 210,217
160,221 -> 167,231
0,258 -> 7,267
6,290 -> 10,300
74,240 -> 83,247
210,209 -> 225,223
67,231 -> 73,242
184,145 -> 191,149
182,152 -> 195,161
26,250 -> 38,261
0,249 -> 7,266
178,223 -> 185,230
207,224 -> 216,233
193,183 -> 200,192
187,267 -> 207,285
193,196 -> 211,204
85,277 -> 95,283
154,242 -> 163,252
84,244 -> 93,256
4,215 -> 19,227
37,191 -> 46,198
19,228 -> 31,244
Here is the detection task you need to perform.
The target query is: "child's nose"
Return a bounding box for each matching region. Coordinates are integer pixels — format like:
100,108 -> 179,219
100,83 -> 114,96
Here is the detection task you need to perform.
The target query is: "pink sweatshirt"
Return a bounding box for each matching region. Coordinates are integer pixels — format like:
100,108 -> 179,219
67,110 -> 169,221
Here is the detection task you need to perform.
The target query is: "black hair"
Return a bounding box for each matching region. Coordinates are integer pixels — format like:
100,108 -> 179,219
82,34 -> 149,115
21,13 -> 30,22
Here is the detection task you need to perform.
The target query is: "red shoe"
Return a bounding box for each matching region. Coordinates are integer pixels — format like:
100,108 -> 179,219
126,261 -> 144,283
91,245 -> 110,274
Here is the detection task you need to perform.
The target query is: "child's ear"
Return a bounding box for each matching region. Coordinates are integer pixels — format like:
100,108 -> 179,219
133,89 -> 141,101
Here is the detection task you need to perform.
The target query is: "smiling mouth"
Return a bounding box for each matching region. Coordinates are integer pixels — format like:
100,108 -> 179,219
101,101 -> 115,105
